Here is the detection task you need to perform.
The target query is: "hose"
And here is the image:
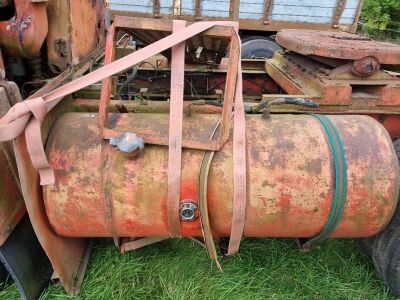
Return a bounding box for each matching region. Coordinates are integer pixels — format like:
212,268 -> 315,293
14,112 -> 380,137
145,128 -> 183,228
117,65 -> 139,100
249,97 -> 319,114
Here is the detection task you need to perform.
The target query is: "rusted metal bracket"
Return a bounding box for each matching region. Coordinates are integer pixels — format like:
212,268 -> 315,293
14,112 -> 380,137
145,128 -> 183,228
332,0 -> 346,28
276,29 -> 400,65
266,51 -> 400,107
46,0 -> 106,72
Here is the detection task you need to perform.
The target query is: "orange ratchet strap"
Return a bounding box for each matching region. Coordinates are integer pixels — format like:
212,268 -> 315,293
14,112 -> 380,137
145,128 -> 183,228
227,58 -> 247,256
167,20 -> 187,238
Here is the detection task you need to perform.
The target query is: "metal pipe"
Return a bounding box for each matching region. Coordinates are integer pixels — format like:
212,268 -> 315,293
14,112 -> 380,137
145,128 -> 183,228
73,98 -> 224,114
117,65 -> 139,99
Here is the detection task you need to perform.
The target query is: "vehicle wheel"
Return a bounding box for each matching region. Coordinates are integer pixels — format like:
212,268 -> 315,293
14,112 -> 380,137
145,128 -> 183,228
0,215 -> 53,300
0,264 -> 8,283
356,138 -> 400,296
240,35 -> 282,59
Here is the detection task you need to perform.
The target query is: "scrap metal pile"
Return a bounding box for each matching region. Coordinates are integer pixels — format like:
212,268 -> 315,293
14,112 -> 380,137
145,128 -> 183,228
1,1 -> 400,299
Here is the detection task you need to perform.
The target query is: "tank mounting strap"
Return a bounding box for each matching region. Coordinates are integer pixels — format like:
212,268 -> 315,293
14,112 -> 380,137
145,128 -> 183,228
197,120 -> 222,269
199,150 -> 222,269
225,59 -> 247,256
299,114 -> 347,250
167,20 -> 187,238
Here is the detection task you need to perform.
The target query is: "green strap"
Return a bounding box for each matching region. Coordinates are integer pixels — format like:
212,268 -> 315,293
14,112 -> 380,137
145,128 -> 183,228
301,114 -> 347,250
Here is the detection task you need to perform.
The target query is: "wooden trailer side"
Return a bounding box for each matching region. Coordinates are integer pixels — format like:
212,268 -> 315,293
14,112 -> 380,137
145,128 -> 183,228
107,0 -> 364,33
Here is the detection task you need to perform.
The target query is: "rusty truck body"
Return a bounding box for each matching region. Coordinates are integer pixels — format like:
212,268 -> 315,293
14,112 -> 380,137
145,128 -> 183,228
4,1 -> 400,300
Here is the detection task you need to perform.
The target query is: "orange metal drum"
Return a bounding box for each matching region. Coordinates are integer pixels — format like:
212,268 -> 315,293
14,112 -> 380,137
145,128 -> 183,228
44,113 -> 399,239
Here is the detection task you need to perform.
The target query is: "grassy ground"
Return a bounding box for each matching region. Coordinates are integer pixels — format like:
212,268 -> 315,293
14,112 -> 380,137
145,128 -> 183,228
0,238 -> 395,300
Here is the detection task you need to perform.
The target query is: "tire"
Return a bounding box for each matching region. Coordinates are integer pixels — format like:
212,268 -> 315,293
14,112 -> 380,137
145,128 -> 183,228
240,35 -> 282,59
356,138 -> 400,296
0,264 -> 9,283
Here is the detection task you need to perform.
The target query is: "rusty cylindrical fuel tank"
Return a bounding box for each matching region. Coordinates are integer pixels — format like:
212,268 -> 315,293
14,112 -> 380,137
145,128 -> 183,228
44,113 -> 399,239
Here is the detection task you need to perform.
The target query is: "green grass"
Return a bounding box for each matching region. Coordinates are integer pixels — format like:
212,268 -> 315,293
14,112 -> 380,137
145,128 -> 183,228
0,238 -> 395,300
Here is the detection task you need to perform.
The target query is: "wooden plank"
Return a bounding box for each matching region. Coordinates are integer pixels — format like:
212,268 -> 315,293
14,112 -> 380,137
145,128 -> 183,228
271,6 -> 356,17
154,0 -> 160,17
109,0 -> 362,27
195,0 -> 202,19
269,14 -> 354,24
109,7 -> 361,32
332,0 -> 347,28
230,0 -> 240,20
262,0 -> 273,23
185,1 -> 358,23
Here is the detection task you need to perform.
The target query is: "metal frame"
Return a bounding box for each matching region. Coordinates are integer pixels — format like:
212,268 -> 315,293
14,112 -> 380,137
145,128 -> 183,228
266,51 -> 400,107
99,16 -> 240,151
